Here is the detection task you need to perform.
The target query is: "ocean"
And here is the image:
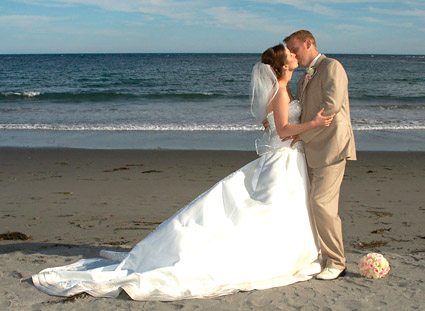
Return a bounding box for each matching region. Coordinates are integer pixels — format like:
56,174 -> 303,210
1,53 -> 424,151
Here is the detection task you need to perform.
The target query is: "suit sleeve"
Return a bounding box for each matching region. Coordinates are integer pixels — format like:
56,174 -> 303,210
299,60 -> 348,143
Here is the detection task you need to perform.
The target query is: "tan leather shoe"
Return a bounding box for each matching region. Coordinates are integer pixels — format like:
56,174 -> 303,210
315,268 -> 346,280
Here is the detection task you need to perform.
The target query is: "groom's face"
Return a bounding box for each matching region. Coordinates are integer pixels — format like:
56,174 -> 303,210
286,38 -> 308,67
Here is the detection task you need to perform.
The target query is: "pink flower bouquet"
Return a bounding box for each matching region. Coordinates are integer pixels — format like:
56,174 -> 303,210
359,253 -> 390,278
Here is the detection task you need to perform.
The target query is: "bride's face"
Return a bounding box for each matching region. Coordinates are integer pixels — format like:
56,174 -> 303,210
285,47 -> 298,71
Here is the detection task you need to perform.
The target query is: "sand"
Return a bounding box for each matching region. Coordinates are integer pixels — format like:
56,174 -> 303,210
0,148 -> 424,310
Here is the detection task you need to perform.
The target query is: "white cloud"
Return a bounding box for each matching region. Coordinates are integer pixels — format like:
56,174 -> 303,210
334,24 -> 365,31
262,0 -> 397,3
0,14 -> 65,29
12,0 -> 76,8
5,1 -> 293,35
5,0 -> 424,54
359,16 -> 381,23
314,0 -> 394,2
204,6 -> 290,33
357,15 -> 415,28
369,7 -> 425,17
13,0 -> 203,19
251,0 -> 339,16
250,0 -> 425,19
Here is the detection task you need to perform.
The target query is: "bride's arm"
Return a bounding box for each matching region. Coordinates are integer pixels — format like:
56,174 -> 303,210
272,89 -> 334,138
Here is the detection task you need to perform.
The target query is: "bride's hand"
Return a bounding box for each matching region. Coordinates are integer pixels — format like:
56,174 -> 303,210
313,108 -> 335,128
262,119 -> 269,132
281,134 -> 302,147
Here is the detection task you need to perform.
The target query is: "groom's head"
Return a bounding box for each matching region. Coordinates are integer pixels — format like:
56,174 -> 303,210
284,30 -> 319,68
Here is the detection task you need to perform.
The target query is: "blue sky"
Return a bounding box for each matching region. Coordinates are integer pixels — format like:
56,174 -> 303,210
1,0 -> 424,54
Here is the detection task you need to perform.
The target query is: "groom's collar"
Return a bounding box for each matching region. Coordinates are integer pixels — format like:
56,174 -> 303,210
308,53 -> 322,68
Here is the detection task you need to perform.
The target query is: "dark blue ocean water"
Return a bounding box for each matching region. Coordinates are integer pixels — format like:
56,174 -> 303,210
0,53 -> 424,150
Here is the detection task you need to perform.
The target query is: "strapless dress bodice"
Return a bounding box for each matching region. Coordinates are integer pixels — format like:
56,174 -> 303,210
255,100 -> 304,155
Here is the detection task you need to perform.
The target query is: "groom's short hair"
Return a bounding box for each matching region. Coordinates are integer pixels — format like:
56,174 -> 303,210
283,30 -> 316,47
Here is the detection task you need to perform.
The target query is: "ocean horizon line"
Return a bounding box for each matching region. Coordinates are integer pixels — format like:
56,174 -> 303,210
1,52 -> 424,57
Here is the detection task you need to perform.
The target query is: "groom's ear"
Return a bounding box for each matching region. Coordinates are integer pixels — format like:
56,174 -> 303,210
304,39 -> 312,49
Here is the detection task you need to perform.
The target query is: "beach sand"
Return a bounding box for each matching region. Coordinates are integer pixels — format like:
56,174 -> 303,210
0,148 -> 424,310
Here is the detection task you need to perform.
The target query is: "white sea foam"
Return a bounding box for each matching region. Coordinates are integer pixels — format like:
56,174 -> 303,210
2,91 -> 41,97
2,123 -> 425,132
0,123 -> 262,131
353,124 -> 425,131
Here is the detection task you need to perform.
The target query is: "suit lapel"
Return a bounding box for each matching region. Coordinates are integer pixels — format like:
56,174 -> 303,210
300,54 -> 326,99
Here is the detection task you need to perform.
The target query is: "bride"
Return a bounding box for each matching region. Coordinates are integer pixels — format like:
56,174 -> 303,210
32,44 -> 334,301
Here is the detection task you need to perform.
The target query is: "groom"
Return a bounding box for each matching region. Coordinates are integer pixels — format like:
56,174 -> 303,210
283,30 -> 356,280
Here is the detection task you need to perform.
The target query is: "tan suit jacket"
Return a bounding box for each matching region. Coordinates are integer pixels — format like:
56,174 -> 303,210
297,54 -> 356,168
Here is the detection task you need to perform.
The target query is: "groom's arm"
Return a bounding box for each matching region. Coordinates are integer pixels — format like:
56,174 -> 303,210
299,60 -> 348,143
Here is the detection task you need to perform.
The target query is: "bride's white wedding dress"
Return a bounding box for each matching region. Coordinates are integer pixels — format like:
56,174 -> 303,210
32,100 -> 321,301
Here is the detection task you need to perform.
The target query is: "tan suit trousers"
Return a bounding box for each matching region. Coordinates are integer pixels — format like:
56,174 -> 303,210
308,159 -> 346,270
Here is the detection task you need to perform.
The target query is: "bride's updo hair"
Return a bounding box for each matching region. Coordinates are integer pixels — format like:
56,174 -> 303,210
261,44 -> 287,79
